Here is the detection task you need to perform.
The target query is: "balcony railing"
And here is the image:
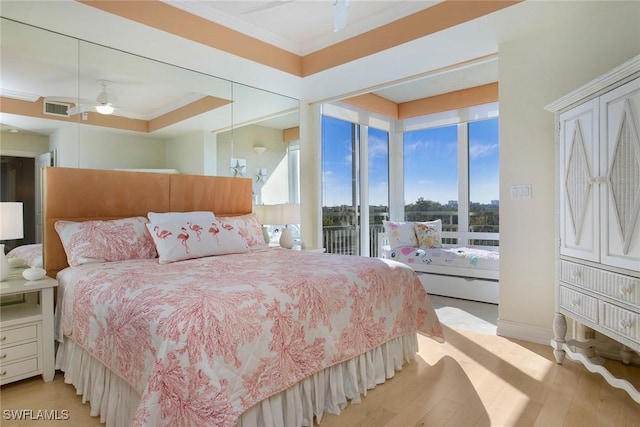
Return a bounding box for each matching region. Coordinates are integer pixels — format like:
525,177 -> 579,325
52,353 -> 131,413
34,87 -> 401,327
322,224 -> 385,257
322,210 -> 499,257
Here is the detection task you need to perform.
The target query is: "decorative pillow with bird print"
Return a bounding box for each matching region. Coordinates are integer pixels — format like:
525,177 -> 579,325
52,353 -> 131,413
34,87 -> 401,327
147,218 -> 249,264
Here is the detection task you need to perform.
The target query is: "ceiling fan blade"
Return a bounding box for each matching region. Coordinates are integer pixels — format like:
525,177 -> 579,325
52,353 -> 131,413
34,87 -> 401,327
333,0 -> 350,32
66,105 -> 82,116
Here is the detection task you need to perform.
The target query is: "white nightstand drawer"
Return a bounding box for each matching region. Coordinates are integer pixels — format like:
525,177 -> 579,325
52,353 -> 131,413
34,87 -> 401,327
559,286 -> 598,323
600,302 -> 640,345
0,357 -> 39,384
0,341 -> 38,365
0,324 -> 37,346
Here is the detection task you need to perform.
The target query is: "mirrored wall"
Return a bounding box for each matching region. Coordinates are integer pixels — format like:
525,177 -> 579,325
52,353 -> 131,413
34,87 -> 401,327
1,17 -> 299,183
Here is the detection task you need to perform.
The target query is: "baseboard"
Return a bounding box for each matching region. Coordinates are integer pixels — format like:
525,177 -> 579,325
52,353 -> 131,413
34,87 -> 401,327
497,319 -> 553,345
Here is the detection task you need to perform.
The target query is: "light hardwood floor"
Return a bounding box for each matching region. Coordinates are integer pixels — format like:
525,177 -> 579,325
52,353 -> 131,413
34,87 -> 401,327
2,326 -> 640,426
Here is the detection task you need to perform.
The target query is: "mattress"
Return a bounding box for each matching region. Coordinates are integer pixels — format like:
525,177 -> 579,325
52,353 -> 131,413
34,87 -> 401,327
382,245 -> 500,273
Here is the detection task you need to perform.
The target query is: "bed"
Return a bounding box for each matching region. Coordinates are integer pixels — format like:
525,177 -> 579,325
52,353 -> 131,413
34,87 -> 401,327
44,167 -> 444,427
379,220 -> 499,304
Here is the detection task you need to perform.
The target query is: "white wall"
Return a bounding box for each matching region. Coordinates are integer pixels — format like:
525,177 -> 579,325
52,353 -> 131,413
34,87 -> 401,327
216,124 -> 290,204
497,1 -> 640,342
166,130 -> 209,175
0,132 -> 49,156
50,127 -> 79,168
76,127 -> 166,170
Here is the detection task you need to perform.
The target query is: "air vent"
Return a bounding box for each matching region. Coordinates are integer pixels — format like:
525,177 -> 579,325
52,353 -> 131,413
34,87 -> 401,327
43,101 -> 70,117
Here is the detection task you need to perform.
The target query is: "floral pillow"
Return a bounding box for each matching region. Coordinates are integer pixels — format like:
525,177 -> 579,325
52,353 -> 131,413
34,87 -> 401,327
54,217 -> 157,267
383,220 -> 418,249
415,219 -> 442,248
217,213 -> 267,249
147,218 -> 249,264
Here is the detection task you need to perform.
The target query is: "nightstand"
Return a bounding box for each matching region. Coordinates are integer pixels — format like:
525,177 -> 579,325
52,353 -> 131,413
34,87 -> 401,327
0,268 -> 57,385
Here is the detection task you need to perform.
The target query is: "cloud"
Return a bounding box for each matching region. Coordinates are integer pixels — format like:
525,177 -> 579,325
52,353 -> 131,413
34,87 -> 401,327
469,142 -> 498,159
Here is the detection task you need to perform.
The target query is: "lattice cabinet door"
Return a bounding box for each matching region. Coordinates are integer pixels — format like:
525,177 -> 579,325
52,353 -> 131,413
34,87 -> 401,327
600,77 -> 640,271
559,98 -> 600,262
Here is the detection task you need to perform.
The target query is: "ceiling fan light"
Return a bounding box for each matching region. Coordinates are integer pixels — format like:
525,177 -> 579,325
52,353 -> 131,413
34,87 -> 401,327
95,103 -> 114,115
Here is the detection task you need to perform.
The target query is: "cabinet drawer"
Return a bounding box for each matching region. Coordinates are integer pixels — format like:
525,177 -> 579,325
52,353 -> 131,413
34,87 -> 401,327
0,341 -> 38,366
0,357 -> 38,384
559,286 -> 599,323
600,302 -> 640,345
0,324 -> 37,347
560,261 -> 640,306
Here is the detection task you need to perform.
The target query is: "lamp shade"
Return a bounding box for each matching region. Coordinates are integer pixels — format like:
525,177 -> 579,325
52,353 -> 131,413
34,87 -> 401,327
0,202 -> 24,240
256,203 -> 299,226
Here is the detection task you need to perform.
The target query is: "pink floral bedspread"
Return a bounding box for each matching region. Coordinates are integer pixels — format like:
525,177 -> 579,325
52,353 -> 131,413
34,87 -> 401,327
57,249 -> 444,426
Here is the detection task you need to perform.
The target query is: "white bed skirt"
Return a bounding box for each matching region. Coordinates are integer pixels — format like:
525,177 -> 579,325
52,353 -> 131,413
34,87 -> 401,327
56,333 -> 419,427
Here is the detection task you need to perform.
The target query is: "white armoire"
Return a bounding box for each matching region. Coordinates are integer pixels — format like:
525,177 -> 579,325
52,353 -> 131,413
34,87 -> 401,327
546,54 -> 640,403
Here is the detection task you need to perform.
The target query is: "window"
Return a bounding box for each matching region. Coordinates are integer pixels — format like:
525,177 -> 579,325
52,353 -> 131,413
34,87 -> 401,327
322,116 -> 360,255
367,127 -> 389,256
287,141 -> 300,204
319,102 -> 495,256
321,112 -> 390,256
403,117 -> 499,246
468,118 -> 499,245
403,124 -> 459,242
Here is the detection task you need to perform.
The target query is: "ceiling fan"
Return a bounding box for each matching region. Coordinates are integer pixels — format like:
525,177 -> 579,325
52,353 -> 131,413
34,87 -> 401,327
46,80 -> 127,117
241,0 -> 350,32
69,79 -> 117,116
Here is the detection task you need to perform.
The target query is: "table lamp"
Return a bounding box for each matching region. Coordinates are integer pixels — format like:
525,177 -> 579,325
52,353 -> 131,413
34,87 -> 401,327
256,203 -> 300,249
0,202 -> 24,281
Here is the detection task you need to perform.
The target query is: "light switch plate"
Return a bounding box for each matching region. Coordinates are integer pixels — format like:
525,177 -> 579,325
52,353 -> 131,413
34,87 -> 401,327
511,184 -> 532,200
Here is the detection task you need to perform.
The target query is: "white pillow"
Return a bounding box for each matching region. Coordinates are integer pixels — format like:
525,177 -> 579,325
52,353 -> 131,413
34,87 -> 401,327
147,211 -> 215,224
147,218 -> 249,264
383,220 -> 418,248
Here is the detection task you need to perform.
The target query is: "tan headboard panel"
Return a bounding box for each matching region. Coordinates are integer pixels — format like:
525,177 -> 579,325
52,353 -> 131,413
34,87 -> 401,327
43,167 -> 253,278
169,174 -> 252,214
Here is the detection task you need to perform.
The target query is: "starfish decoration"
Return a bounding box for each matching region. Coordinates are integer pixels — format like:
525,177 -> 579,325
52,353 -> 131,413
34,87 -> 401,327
255,169 -> 267,183
230,159 -> 246,177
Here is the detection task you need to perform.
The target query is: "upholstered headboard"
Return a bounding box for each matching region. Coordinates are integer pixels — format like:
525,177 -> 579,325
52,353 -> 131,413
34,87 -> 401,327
43,167 -> 253,278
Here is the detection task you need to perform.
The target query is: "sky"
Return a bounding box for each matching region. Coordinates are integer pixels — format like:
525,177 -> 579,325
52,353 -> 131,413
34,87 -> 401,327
322,116 -> 499,207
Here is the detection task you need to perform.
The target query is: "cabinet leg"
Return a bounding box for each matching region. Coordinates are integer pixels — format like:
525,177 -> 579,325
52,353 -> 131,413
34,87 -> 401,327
552,313 -> 567,364
620,346 -> 633,365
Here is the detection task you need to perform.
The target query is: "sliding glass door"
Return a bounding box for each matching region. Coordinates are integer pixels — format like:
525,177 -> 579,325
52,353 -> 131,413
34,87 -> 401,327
321,115 -> 389,256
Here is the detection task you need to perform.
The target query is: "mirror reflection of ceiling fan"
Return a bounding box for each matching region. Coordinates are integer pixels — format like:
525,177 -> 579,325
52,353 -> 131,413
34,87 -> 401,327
46,79 -> 132,117
242,0 -> 350,32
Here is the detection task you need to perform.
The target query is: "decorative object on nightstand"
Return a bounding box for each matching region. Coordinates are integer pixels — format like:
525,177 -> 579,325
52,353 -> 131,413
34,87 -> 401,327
0,202 -> 24,281
22,267 -> 46,281
0,268 -> 58,385
255,203 -> 300,249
